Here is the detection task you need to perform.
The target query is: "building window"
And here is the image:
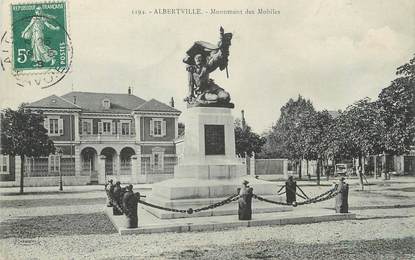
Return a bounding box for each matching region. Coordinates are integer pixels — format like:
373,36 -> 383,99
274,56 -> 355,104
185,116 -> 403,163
44,116 -> 63,136
154,120 -> 162,136
103,121 -> 111,134
154,153 -> 160,168
98,120 -> 115,135
81,120 -> 92,135
103,122 -> 111,133
151,147 -> 164,170
102,99 -> 111,109
121,122 -> 130,135
49,155 -> 60,172
0,155 -> 8,173
50,119 -> 59,134
150,118 -> 166,137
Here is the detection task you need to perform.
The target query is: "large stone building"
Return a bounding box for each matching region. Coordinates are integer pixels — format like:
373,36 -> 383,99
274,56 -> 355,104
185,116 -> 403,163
0,90 -> 181,186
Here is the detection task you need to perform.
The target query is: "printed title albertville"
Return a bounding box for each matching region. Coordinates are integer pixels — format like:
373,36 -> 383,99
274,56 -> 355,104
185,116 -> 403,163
143,8 -> 280,15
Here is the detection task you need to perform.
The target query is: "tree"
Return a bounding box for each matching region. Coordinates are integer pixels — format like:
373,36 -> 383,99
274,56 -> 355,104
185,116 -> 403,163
305,110 -> 334,184
1,105 -> 55,194
331,98 -> 384,189
234,119 -> 265,157
264,95 -> 316,178
377,55 -> 415,155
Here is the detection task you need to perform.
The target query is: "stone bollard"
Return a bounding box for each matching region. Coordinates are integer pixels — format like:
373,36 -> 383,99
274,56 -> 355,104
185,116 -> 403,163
335,177 -> 349,213
105,179 -> 114,207
238,180 -> 253,220
112,181 -> 123,215
122,184 -> 139,228
285,176 -> 296,204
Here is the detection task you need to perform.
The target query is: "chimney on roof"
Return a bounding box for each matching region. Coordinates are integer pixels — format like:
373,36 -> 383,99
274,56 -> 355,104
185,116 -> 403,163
73,96 -> 77,104
169,97 -> 175,107
128,86 -> 132,95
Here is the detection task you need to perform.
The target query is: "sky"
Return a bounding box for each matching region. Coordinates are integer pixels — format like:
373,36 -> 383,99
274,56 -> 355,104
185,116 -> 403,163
0,0 -> 414,134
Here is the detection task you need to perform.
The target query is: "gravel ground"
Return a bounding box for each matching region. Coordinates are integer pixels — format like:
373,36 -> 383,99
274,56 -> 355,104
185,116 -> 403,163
0,177 -> 414,259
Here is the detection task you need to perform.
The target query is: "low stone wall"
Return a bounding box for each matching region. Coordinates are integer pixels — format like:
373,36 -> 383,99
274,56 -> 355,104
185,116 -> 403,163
145,174 -> 174,184
0,180 -> 18,187
0,176 -> 91,187
256,174 -> 287,181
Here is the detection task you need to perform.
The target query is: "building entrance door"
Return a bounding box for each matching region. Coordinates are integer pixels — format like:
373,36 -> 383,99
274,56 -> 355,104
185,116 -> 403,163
101,147 -> 117,177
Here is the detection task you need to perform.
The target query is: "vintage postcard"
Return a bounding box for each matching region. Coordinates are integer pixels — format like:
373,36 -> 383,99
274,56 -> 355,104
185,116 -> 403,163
0,0 -> 414,259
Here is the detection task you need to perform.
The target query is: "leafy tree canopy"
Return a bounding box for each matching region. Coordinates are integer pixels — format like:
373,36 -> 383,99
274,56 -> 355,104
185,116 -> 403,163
234,119 -> 265,157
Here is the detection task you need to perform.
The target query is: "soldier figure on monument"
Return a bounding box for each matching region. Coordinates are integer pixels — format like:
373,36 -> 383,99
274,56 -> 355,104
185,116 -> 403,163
183,26 -> 233,106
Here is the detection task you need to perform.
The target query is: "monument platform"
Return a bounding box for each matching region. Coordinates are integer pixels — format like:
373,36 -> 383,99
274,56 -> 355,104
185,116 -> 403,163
146,176 -> 292,219
105,206 -> 356,235
144,106 -> 292,219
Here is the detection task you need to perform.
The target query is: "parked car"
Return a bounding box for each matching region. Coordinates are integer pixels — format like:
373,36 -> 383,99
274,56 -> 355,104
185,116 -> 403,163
335,163 -> 353,176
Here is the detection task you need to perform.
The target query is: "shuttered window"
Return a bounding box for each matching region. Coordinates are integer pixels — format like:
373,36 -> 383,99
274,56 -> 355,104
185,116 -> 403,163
0,155 -> 8,173
101,120 -> 112,135
81,119 -> 92,135
44,116 -> 63,136
150,118 -> 166,137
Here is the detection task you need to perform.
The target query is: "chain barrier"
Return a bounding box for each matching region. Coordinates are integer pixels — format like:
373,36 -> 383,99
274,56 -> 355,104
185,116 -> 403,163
106,186 -> 240,215
253,185 -> 340,207
106,184 -> 341,215
138,200 -> 188,214
252,194 -> 291,206
137,193 -> 240,215
295,187 -> 339,206
193,194 -> 240,213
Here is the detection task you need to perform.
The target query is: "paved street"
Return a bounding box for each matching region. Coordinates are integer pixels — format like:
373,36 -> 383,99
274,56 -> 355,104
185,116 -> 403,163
0,177 -> 414,259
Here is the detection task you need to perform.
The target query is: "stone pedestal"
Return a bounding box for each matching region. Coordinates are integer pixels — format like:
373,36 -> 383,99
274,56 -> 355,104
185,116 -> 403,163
145,107 -> 291,219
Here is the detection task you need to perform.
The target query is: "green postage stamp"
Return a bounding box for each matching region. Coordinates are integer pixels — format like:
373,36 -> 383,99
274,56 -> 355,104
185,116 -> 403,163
11,2 -> 68,72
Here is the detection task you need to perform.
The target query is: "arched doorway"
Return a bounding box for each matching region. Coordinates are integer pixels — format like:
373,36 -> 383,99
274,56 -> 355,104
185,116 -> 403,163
81,147 -> 98,179
101,147 -> 117,176
120,147 -> 135,175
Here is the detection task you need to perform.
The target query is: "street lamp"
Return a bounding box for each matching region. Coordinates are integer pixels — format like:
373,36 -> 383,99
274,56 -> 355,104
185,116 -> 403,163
58,149 -> 63,191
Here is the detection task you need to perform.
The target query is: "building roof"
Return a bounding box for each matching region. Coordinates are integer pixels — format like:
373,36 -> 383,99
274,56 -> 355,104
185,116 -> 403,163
134,99 -> 181,113
61,92 -> 146,113
26,91 -> 180,114
26,95 -> 81,109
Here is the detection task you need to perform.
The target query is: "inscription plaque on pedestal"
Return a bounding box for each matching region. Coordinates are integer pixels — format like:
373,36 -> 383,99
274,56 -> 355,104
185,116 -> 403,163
204,125 -> 225,155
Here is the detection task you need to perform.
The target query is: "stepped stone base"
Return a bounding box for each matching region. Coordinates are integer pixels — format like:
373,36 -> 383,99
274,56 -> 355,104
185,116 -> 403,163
144,176 -> 292,219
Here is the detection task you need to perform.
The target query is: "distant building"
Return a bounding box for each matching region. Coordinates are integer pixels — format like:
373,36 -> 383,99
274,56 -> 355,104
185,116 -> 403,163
0,90 -> 181,186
